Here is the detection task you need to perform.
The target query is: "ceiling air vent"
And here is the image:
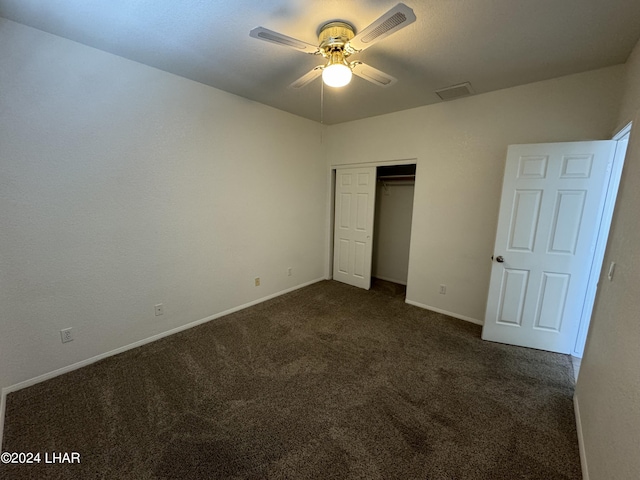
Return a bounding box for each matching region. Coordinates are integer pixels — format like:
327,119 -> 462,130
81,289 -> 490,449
435,82 -> 474,101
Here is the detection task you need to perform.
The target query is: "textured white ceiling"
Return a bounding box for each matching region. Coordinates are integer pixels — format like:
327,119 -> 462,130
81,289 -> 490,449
1,0 -> 639,124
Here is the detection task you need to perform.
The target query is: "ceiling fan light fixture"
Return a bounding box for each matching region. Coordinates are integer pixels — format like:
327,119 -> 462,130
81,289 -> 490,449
322,63 -> 352,87
322,50 -> 352,88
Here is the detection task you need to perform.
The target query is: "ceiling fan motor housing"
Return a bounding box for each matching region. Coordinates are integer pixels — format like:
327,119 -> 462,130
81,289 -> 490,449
318,21 -> 355,57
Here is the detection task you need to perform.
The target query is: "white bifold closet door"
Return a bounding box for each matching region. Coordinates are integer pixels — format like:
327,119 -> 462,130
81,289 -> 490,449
333,167 -> 377,289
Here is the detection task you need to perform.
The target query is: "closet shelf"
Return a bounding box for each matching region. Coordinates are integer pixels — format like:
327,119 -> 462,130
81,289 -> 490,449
377,175 -> 415,181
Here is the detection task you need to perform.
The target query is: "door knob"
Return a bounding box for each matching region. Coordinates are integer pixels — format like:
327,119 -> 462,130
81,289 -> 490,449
495,256 -> 504,263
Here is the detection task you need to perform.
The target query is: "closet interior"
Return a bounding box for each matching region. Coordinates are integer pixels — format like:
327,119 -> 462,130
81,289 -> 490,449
372,164 -> 416,295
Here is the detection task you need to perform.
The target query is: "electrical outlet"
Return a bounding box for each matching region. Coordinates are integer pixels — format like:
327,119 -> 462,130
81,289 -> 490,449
60,328 -> 73,343
439,284 -> 447,295
255,277 -> 260,287
287,267 -> 292,277
154,304 -> 164,316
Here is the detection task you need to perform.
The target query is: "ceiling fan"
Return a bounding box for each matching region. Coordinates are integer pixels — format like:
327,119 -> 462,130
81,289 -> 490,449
249,3 -> 416,89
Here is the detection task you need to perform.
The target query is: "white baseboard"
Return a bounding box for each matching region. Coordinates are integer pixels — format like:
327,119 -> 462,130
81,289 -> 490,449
574,394 -> 590,480
0,277 -> 325,447
404,299 -> 483,325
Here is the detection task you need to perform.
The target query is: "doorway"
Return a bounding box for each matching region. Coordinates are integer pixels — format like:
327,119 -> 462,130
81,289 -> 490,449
572,122 -> 630,368
371,164 -> 416,297
482,132 -> 629,356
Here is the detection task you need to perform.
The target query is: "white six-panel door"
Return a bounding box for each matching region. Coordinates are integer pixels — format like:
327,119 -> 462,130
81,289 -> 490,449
333,167 -> 377,289
482,141 -> 616,353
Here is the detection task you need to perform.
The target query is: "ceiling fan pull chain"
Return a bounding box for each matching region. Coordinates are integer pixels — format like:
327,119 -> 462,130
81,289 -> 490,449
320,80 -> 324,126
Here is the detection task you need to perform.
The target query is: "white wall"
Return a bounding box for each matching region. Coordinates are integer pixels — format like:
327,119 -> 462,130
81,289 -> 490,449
0,19 -> 326,391
372,182 -> 414,284
326,66 -> 624,322
575,39 -> 640,480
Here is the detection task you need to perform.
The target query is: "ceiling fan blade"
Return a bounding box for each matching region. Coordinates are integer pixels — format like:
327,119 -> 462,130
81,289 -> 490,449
289,66 -> 323,89
348,3 -> 416,52
249,27 -> 319,54
352,63 -> 397,87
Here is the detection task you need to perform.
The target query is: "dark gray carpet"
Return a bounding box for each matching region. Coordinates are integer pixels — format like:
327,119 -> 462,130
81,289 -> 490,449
1,280 -> 581,479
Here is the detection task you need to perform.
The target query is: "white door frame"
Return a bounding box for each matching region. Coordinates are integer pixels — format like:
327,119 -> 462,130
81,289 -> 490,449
327,159 -> 418,288
573,122 -> 632,357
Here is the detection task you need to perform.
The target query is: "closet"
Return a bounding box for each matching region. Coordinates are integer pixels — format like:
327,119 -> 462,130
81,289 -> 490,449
372,164 -> 416,288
